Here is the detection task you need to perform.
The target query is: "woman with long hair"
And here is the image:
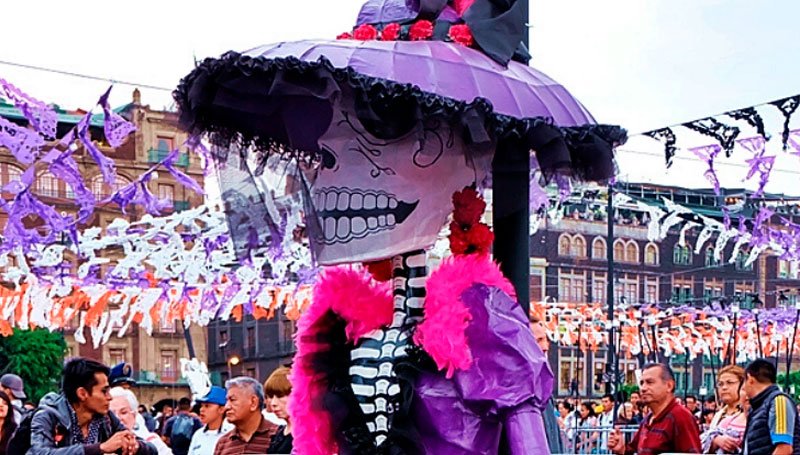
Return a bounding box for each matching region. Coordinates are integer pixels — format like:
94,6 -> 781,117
701,365 -> 747,454
0,391 -> 18,455
576,401 -> 599,453
264,366 -> 293,454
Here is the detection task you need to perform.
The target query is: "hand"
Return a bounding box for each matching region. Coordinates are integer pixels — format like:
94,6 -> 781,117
713,435 -> 741,452
607,428 -> 625,454
774,443 -> 793,455
100,431 -> 133,453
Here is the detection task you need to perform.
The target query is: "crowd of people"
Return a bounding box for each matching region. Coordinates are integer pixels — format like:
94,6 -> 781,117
530,317 -> 800,454
0,359 -> 294,455
545,360 -> 800,454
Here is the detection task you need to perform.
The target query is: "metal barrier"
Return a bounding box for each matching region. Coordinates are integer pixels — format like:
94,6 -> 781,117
559,425 -> 640,454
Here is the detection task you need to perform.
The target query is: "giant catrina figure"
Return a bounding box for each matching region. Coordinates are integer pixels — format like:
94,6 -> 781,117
175,1 -> 626,453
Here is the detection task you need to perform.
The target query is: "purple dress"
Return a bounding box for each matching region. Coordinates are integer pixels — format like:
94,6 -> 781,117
412,283 -> 553,454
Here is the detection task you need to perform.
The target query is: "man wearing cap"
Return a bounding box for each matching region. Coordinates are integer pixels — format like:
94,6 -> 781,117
0,373 -> 26,424
188,386 -> 232,455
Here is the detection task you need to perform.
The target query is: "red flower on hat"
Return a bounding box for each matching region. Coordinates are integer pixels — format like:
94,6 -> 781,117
452,187 -> 485,225
353,24 -> 378,41
448,24 -> 474,47
409,20 -> 434,41
448,187 -> 493,256
453,0 -> 476,16
336,32 -> 353,40
381,23 -> 401,41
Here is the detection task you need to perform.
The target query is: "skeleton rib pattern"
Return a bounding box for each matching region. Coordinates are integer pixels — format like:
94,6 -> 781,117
349,250 -> 427,448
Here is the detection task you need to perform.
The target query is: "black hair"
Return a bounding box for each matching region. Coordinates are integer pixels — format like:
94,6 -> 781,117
0,390 -> 17,445
62,357 -> 111,404
580,401 -> 597,418
178,397 -> 192,410
559,400 -> 575,412
642,362 -> 676,382
745,358 -> 777,384
685,395 -> 697,402
602,393 -> 615,402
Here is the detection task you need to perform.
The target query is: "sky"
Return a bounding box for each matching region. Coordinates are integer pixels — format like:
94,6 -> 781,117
1,1 -> 798,192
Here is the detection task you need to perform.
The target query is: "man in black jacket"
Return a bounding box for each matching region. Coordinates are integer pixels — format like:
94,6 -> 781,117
742,359 -> 800,455
29,357 -> 157,455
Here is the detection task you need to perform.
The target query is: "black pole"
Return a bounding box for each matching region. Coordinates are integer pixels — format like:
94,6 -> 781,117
492,140 -> 530,315
650,323 -> 659,363
183,326 -> 196,359
606,184 -> 616,395
755,310 -> 764,358
683,353 -> 689,401
786,309 -> 800,389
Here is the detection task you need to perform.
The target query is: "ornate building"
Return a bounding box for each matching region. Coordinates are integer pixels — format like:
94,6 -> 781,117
531,182 -> 800,399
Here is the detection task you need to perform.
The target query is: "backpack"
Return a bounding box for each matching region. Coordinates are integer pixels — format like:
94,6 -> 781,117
7,406 -> 40,454
169,413 -> 197,450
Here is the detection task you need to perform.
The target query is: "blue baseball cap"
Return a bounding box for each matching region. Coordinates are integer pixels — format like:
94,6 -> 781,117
197,386 -> 227,406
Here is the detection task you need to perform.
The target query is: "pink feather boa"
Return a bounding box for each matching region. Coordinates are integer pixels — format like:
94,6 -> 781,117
289,267 -> 393,455
414,254 -> 515,378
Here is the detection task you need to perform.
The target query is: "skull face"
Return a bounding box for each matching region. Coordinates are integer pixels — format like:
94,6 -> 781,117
308,106 -> 476,265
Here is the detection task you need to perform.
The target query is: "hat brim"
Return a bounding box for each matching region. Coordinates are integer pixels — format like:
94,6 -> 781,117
11,389 -> 26,400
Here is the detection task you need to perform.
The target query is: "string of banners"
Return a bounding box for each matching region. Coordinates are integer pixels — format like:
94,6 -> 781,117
534,300 -> 800,365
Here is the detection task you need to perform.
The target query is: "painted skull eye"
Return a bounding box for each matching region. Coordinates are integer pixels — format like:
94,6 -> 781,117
320,146 -> 338,170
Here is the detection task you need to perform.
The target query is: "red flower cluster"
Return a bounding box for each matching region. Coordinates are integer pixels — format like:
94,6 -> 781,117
381,23 -> 400,41
408,20 -> 434,41
353,24 -> 378,41
448,24 -> 474,47
364,259 -> 393,282
336,21 -> 475,48
448,187 -> 493,256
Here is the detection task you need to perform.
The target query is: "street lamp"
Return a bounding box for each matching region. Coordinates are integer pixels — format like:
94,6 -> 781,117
227,355 -> 241,378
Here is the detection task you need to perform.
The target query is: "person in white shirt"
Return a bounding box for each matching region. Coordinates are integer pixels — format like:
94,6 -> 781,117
598,393 -> 618,452
109,386 -> 173,455
188,386 -> 233,455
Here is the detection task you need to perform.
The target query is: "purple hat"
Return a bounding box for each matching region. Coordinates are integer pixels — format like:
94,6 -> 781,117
0,374 -> 26,400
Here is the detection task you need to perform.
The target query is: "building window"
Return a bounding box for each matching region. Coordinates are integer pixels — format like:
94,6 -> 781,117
705,246 -> 721,267
673,245 -> 692,265
572,235 -> 586,258
0,164 -> 23,188
592,274 -> 606,304
158,183 -> 175,201
734,282 -> 755,309
246,327 -> 256,350
36,172 -> 62,198
220,330 -> 229,344
625,241 -> 639,263
559,270 -> 586,303
282,320 -> 295,344
156,136 -> 174,152
109,348 -> 126,366
615,274 -> 639,303
644,243 -> 659,265
735,251 -> 753,271
672,279 -> 693,303
613,240 -> 625,262
160,350 -> 178,381
558,349 -> 585,396
246,368 -> 256,378
558,234 -> 571,257
592,237 -> 606,260
91,175 -> 131,200
703,281 -> 723,303
645,277 -> 659,304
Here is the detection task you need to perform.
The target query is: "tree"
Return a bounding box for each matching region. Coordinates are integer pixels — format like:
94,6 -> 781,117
0,328 -> 66,403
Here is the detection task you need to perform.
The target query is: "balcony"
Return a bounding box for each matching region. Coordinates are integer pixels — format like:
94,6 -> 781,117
147,149 -> 189,167
137,369 -> 187,384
